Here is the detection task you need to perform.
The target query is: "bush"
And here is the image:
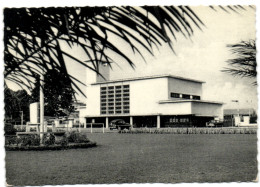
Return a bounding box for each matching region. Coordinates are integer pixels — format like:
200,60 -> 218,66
43,133 -> 55,146
4,124 -> 17,135
119,127 -> 257,134
66,131 -> 90,143
20,135 -> 40,146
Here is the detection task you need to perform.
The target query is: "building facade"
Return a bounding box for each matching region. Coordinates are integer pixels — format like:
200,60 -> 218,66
81,64 -> 223,128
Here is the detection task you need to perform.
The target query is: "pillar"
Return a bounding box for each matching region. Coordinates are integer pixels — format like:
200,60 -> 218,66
130,116 -> 133,128
157,115 -> 160,128
105,117 -> 109,129
40,72 -> 44,144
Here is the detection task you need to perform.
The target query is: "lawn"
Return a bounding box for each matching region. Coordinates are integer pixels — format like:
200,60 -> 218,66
5,133 -> 258,185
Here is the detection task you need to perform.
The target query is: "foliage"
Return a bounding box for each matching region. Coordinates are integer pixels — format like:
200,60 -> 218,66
4,124 -> 17,135
43,133 -> 56,146
5,134 -> 41,146
4,6 -> 251,94
4,87 -> 30,121
66,131 -> 90,143
119,127 -> 257,134
30,69 -> 75,116
223,40 -> 256,85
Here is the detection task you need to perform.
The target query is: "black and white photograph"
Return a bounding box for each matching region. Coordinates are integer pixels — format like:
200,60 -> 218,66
1,0 -> 258,186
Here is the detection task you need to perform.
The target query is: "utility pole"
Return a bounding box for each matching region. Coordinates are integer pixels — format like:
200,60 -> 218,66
40,72 -> 44,144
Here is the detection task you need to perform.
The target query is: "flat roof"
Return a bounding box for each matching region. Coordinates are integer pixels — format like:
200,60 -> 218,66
159,99 -> 224,105
91,74 -> 205,85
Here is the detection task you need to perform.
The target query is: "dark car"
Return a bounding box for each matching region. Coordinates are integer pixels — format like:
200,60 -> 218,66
109,119 -> 131,130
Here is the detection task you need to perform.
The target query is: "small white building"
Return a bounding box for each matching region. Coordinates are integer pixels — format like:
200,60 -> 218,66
82,64 -> 223,128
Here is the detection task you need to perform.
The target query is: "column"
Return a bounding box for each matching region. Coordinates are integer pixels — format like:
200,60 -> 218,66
105,117 -> 109,129
40,72 -> 44,144
157,115 -> 160,128
130,116 -> 133,128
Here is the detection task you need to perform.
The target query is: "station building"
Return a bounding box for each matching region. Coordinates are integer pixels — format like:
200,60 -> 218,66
80,64 -> 223,128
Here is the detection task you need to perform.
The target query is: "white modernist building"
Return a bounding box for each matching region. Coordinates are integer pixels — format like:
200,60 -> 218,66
81,64 -> 223,128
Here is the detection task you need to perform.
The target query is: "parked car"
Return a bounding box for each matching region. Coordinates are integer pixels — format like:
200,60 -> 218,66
206,119 -> 224,127
109,119 -> 131,130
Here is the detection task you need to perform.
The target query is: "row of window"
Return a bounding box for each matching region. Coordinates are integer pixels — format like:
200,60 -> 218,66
170,92 -> 200,100
101,89 -> 129,94
101,106 -> 130,110
169,117 -> 189,123
101,93 -> 129,98
100,85 -> 130,114
101,85 -> 129,90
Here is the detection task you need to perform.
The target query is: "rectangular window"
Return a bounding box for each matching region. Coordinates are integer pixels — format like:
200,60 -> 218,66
108,103 -> 114,106
123,93 -> 129,97
124,106 -> 129,109
123,98 -> 129,101
171,93 -> 180,98
108,107 -> 114,110
116,111 -> 122,114
101,107 -> 106,110
108,95 -> 114,98
116,102 -> 121,106
123,102 -> 129,105
101,87 -> 107,90
193,95 -> 200,100
101,99 -> 106,102
101,91 -> 106,94
108,90 -> 114,94
123,110 -> 130,113
108,111 -> 114,114
115,86 -> 122,89
116,106 -> 121,110
123,85 -> 129,88
108,86 -> 114,90
182,94 -> 190,99
101,103 -> 106,106
115,98 -> 121,102
116,94 -> 121,97
116,90 -> 121,93
101,111 -> 106,114
108,99 -> 114,102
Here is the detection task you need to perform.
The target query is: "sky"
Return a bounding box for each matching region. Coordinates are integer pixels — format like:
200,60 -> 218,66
60,6 -> 257,110
4,5 -> 257,111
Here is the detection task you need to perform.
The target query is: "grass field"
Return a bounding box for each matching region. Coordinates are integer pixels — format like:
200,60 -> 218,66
5,133 -> 258,185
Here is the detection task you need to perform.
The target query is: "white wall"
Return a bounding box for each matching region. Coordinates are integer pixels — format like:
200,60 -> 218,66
30,102 -> 40,123
158,102 -> 192,115
168,78 -> 203,99
85,85 -> 100,116
191,102 -> 223,119
129,78 -> 168,115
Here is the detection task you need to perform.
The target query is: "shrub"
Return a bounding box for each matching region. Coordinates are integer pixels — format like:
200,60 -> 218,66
4,125 -> 17,135
118,127 -> 257,134
20,135 -> 40,146
66,131 -> 89,143
43,133 -> 55,146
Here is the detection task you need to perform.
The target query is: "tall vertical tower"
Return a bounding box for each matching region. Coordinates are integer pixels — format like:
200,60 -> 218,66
86,63 -> 110,85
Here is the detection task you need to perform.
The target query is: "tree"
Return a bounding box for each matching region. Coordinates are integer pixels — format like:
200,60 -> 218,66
4,6 -> 253,94
222,40 -> 256,85
30,69 -> 75,117
4,87 -> 30,121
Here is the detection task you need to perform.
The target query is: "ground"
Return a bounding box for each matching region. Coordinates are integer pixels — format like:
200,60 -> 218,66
5,133 -> 258,185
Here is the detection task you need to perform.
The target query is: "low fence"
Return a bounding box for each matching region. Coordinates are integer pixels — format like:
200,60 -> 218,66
119,127 -> 257,134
